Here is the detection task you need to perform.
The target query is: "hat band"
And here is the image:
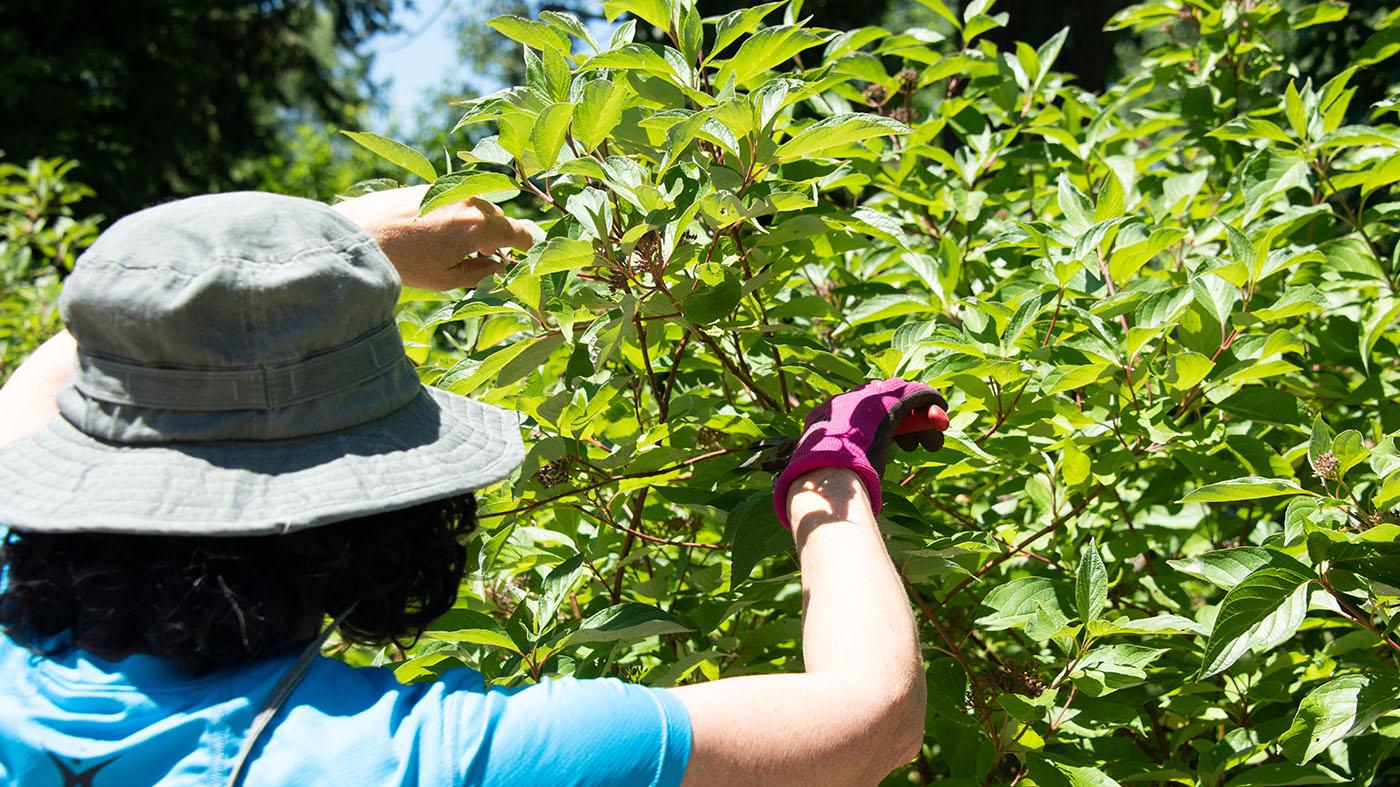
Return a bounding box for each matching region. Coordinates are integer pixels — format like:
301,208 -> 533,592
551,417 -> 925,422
58,323 -> 425,444
73,322 -> 407,411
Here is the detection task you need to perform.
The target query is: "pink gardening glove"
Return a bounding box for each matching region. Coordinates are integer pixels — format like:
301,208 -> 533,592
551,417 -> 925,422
773,379 -> 949,529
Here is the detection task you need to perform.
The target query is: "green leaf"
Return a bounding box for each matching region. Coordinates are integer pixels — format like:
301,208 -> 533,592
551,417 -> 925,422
717,25 -> 825,87
1168,547 -> 1273,590
487,15 -> 573,55
341,131 -> 437,182
1071,643 -> 1168,696
1179,477 -> 1316,503
1307,526 -> 1400,586
1309,417 -> 1332,473
727,491 -> 790,584
1224,762 -> 1349,786
572,79 -> 629,153
1201,565 -> 1313,676
1360,297 -> 1400,373
1056,173 -> 1094,232
1109,227 -> 1187,283
529,102 -> 574,169
534,553 -> 586,627
1001,293 -> 1045,351
1165,351 -> 1214,392
680,263 -> 743,325
570,602 -> 692,644
1134,286 -> 1194,328
977,577 -> 1072,631
1285,81 -> 1309,141
601,0 -> 673,34
709,1 -> 786,61
1027,756 -> 1124,787
419,171 -> 521,215
1209,117 -> 1295,144
1279,674 -> 1400,763
845,294 -> 937,327
774,113 -> 911,162
525,237 -> 595,275
1076,539 -> 1108,624
1289,1 -> 1349,30
439,335 -> 553,394
426,609 -> 521,653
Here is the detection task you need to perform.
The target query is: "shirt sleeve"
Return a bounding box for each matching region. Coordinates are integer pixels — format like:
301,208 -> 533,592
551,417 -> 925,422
457,676 -> 691,787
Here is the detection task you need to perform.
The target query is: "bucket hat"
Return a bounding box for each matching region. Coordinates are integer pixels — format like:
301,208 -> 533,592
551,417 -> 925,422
0,192 -> 524,535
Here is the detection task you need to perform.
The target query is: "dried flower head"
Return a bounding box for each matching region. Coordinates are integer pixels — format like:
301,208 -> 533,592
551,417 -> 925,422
1314,451 -> 1340,480
861,83 -> 887,106
532,458 -> 572,487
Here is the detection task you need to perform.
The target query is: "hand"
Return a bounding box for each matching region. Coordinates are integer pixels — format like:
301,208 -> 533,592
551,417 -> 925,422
772,378 -> 948,529
331,186 -> 541,291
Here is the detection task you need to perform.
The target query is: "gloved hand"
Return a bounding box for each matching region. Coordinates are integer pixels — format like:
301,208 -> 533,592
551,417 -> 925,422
773,379 -> 949,529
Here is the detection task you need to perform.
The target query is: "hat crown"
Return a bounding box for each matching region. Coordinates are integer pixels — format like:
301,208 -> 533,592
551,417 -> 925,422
57,193 -> 422,444
62,192 -> 399,369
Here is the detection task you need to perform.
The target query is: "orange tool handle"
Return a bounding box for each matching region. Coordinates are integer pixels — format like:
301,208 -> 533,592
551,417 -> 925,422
894,405 -> 949,436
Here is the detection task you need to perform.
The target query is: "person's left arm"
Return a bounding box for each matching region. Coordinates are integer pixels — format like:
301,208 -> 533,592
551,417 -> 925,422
0,331 -> 76,447
330,185 -> 540,290
0,188 -> 536,447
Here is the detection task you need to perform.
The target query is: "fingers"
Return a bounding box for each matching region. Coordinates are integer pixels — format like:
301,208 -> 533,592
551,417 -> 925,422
894,428 -> 944,454
460,198 -> 540,254
414,255 -> 505,291
453,255 -> 507,289
919,429 -> 944,452
499,216 -> 542,251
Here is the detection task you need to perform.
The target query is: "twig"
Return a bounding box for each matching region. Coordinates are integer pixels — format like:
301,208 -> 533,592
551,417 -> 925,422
483,446 -> 748,519
929,486 -> 1105,613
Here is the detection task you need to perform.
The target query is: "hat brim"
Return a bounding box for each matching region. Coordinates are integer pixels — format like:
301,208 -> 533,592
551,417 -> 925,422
0,386 -> 524,536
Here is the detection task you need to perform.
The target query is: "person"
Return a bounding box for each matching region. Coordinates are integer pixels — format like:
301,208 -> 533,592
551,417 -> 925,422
0,186 -> 947,786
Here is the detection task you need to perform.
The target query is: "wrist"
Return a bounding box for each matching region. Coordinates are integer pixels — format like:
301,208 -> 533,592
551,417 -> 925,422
784,467 -> 877,537
774,449 -> 882,529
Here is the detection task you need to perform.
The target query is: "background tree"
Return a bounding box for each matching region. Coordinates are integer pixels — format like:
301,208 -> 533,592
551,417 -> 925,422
0,0 -> 401,220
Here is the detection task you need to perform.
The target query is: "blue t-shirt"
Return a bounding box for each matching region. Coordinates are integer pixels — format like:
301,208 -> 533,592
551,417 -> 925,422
0,634 -> 691,786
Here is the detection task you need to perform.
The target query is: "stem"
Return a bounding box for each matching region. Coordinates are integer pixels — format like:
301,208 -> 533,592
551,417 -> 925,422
689,327 -> 783,410
1321,574 -> 1400,655
658,331 -> 691,422
634,313 -> 661,414
930,486 -> 1105,613
610,488 -> 650,603
484,446 -> 749,519
977,383 -> 1028,443
1041,288 -> 1064,348
1049,684 -> 1079,731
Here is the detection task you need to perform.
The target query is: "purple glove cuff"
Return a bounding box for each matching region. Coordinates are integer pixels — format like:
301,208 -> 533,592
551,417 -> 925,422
772,450 -> 883,530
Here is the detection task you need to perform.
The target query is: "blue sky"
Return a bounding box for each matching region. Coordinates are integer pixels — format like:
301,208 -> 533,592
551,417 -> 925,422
366,1 -> 464,133
366,1 -> 610,134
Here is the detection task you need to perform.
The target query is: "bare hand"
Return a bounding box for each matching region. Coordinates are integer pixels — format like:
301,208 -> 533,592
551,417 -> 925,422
331,186 -> 540,291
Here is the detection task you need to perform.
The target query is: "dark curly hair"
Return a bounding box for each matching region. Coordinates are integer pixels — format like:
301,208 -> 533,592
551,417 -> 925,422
0,494 -> 476,675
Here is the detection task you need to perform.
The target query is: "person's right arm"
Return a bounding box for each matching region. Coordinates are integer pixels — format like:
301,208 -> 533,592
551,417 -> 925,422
669,466 -> 927,786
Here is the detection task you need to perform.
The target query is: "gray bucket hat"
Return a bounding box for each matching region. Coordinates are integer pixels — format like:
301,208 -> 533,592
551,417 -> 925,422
0,192 -> 524,535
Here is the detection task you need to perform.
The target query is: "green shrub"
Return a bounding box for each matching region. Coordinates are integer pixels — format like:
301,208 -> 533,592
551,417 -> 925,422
346,2 -> 1400,783
0,157 -> 100,380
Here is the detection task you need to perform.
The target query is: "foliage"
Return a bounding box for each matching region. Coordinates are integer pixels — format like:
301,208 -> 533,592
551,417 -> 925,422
0,158 -> 100,381
242,121 -> 403,203
0,0 -> 400,219
352,0 -> 1400,783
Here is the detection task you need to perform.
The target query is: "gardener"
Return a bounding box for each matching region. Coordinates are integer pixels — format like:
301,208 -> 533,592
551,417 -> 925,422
0,186 -> 947,786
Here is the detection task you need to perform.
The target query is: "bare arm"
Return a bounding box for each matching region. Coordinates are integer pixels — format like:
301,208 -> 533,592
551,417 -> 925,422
330,186 -> 539,291
670,468 -> 926,786
0,330 -> 75,447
